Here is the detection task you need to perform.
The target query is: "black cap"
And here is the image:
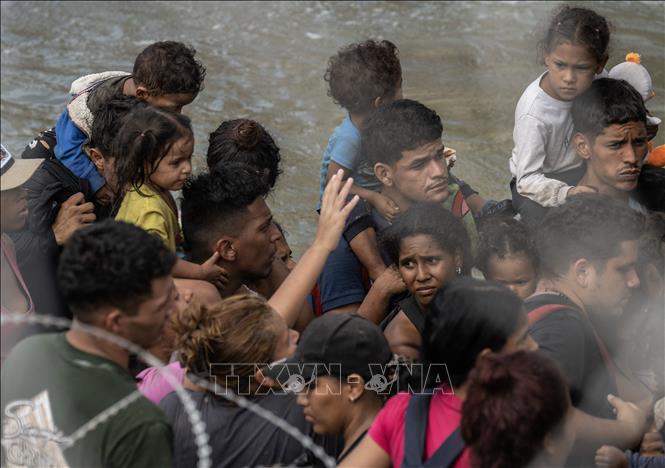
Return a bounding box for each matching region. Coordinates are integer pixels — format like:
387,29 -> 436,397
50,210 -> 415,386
265,314 -> 392,392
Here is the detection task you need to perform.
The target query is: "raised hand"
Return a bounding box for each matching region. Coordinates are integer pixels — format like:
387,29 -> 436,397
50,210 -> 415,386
315,169 -> 360,253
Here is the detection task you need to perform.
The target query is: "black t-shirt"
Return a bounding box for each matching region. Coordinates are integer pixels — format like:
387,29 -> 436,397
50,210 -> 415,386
527,293 -> 617,420
160,389 -> 341,468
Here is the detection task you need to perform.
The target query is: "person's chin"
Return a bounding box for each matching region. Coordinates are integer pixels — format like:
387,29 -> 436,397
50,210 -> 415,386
427,188 -> 449,204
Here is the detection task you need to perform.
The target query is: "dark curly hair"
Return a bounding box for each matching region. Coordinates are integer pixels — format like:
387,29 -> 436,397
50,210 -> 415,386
57,220 -> 176,321
461,351 -> 571,468
362,99 -> 443,167
381,202 -> 471,275
572,78 -> 647,141
181,162 -> 271,263
206,119 -> 282,188
424,278 -> 523,389
537,193 -> 644,278
133,41 -> 206,96
111,105 -> 193,194
540,5 -> 611,65
475,217 -> 539,277
89,95 -> 145,157
325,39 -> 402,114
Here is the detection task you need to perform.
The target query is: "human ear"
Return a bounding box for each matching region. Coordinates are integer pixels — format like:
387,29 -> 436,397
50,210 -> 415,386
574,133 -> 592,161
374,163 -> 393,187
103,309 -> 124,335
88,148 -> 105,171
346,374 -> 365,402
134,85 -> 151,101
572,259 -> 593,288
216,238 -> 236,262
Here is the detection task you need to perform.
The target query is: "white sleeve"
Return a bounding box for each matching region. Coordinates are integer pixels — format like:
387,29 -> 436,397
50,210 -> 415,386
513,115 -> 572,207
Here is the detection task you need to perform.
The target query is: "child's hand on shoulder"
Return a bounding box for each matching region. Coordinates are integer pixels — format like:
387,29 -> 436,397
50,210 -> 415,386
595,445 -> 628,468
199,251 -> 229,289
370,192 -> 400,221
375,265 -> 407,296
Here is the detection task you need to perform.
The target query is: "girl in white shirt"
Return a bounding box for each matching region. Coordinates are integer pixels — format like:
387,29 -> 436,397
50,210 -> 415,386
509,5 -> 610,223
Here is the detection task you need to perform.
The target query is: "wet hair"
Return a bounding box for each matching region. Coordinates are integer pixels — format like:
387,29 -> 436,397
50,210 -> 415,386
572,78 -> 647,141
325,39 -> 402,115
381,202 -> 472,275
635,166 -> 665,213
181,162 -> 272,263
540,5 -> 611,65
132,41 -> 206,96
57,220 -> 176,322
362,99 -> 442,167
423,278 -> 523,389
475,217 -> 539,277
112,105 -> 193,193
172,294 -> 280,395
89,95 -> 145,158
461,351 -> 571,468
537,193 -> 644,278
206,119 -> 282,188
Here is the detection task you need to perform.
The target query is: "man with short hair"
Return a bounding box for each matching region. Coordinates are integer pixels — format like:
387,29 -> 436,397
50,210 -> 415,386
1,220 -> 176,467
571,77 -> 650,212
318,99 -> 479,316
527,193 -> 651,465
181,162 -> 282,298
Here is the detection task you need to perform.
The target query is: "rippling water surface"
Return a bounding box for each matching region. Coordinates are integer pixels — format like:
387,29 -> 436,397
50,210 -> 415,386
2,1 -> 663,254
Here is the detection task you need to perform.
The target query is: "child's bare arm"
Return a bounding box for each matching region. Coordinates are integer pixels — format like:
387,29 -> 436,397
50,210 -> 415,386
172,252 -> 228,290
349,228 -> 387,281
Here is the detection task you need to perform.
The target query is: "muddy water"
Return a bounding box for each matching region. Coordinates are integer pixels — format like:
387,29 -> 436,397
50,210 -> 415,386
2,1 -> 663,254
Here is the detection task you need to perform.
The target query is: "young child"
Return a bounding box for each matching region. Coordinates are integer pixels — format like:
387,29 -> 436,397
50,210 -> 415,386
54,41 -> 205,199
113,106 -> 224,286
475,217 -> 540,300
509,6 -> 610,224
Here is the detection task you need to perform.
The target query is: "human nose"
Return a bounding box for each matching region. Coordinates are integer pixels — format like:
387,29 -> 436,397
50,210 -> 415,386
296,392 -> 308,407
563,67 -> 575,84
429,157 -> 447,179
624,143 -> 641,164
415,263 -> 430,281
626,268 -> 640,289
182,159 -> 192,175
269,223 -> 281,242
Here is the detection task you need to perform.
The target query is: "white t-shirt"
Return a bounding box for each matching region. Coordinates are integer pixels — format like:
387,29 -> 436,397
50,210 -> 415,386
509,72 -> 583,207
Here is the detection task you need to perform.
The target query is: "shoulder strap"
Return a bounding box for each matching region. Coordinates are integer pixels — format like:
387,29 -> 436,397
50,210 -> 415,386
423,427 -> 465,468
402,394 -> 432,468
527,303 -> 568,327
451,190 -> 471,218
399,295 -> 427,336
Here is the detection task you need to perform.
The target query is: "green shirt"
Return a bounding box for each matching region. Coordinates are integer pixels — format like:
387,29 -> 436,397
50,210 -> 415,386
1,333 -> 173,468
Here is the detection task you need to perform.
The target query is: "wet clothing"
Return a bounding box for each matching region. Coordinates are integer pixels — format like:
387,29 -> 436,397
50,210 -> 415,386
318,184 -> 478,313
160,390 -> 341,468
8,157 -> 115,319
55,72 -> 130,192
1,333 -> 173,468
509,72 -> 582,209
368,389 -> 471,468
527,293 -> 617,419
319,115 -> 381,205
115,184 -> 182,252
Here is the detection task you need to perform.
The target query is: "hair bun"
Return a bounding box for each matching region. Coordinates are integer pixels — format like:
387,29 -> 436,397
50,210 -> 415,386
625,52 -> 641,64
231,119 -> 260,150
474,353 -> 516,393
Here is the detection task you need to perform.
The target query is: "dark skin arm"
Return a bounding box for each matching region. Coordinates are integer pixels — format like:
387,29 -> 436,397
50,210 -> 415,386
383,311 -> 421,362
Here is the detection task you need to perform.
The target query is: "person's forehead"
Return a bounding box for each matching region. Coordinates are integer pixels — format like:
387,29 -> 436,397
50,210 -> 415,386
245,197 -> 272,221
597,121 -> 647,139
399,139 -> 443,162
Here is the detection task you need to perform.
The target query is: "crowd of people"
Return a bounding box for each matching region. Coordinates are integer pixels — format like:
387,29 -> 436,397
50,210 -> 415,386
1,3 -> 664,468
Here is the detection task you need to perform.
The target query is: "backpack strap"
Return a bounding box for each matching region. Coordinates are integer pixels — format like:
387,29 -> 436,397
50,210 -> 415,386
402,393 -> 432,468
402,393 -> 466,468
399,295 -> 427,336
423,426 -> 465,468
527,303 -> 568,327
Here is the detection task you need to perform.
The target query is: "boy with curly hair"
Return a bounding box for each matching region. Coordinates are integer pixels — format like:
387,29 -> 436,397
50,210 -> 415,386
52,41 -> 206,201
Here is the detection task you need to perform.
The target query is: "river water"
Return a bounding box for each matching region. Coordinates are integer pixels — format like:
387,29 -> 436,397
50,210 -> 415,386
2,1 -> 663,254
